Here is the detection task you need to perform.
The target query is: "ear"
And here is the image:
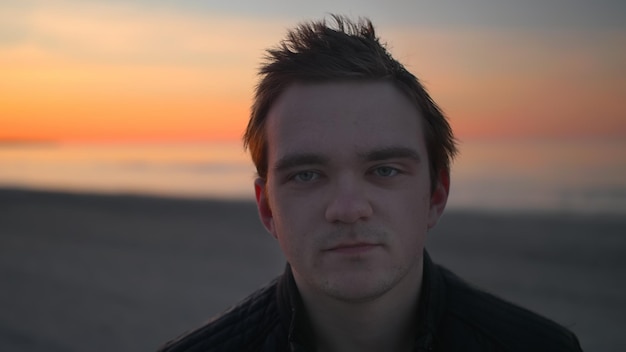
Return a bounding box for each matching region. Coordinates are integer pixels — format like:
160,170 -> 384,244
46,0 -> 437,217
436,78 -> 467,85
427,169 -> 450,229
254,178 -> 277,238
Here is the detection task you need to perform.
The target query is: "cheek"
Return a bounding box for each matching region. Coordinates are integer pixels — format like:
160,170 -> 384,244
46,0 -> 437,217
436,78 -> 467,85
268,192 -> 329,257
391,190 -> 432,234
268,202 -> 307,250
270,186 -> 326,222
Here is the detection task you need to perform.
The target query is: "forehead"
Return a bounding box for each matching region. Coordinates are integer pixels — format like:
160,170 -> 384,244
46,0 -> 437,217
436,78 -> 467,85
265,81 -> 426,161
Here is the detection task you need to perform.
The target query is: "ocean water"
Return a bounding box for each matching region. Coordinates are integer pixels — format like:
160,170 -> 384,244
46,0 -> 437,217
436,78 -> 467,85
1,139 -> 624,214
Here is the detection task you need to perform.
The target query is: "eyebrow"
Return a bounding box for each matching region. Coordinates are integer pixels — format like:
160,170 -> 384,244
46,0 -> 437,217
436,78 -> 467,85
274,153 -> 330,173
273,146 -> 421,173
359,146 -> 422,163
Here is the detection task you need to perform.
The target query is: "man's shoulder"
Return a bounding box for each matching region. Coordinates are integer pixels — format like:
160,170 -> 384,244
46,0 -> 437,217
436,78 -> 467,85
157,278 -> 282,352
437,265 -> 582,351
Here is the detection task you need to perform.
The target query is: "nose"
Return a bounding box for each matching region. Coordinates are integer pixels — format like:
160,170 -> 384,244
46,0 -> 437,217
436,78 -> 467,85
324,178 -> 373,224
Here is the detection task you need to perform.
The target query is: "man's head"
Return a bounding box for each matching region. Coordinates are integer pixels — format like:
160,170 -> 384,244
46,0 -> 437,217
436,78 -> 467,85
244,15 -> 456,192
245,15 -> 456,303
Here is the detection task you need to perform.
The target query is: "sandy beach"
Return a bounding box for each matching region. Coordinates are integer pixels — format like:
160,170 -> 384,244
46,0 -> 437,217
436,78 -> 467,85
1,188 -> 624,351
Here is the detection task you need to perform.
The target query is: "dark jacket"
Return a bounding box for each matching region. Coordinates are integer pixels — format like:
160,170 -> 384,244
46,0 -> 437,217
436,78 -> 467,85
158,252 -> 583,351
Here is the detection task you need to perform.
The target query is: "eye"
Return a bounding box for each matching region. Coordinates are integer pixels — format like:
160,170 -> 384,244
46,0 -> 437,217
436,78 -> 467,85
291,170 -> 320,182
373,166 -> 399,177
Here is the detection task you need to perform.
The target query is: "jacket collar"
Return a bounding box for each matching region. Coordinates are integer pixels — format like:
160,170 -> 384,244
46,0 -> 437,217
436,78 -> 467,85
276,263 -> 314,351
414,250 -> 446,351
275,251 -> 446,352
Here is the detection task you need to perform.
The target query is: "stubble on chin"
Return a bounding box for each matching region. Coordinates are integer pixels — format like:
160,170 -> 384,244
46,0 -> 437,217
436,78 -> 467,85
307,227 -> 419,302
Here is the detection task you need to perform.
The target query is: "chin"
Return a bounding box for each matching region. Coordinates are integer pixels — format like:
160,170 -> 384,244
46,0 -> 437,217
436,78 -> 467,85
320,270 -> 398,302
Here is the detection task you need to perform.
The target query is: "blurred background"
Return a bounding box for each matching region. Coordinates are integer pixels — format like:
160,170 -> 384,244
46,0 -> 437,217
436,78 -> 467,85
1,0 -> 625,212
1,0 -> 625,351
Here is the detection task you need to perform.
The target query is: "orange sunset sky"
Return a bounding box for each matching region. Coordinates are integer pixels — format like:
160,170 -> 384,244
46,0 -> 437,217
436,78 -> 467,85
2,0 -> 625,143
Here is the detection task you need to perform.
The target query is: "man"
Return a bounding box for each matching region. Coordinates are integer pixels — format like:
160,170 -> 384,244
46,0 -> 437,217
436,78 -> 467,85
159,15 -> 582,352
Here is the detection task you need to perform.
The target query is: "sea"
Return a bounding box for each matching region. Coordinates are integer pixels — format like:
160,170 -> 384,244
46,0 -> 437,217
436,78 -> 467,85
1,139 -> 625,214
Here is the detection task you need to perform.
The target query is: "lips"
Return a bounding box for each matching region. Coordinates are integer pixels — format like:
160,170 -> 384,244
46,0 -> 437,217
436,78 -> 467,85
325,242 -> 380,254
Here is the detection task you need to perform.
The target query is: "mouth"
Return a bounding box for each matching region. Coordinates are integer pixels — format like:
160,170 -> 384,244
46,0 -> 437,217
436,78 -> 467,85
325,242 -> 381,255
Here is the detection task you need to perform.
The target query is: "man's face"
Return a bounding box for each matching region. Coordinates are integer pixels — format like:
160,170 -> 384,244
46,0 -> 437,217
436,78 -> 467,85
255,81 -> 449,302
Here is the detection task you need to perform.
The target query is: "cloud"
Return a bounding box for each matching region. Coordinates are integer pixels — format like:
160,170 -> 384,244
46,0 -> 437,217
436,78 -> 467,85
384,26 -> 626,138
1,0 -> 288,68
93,0 -> 626,29
2,0 -> 625,140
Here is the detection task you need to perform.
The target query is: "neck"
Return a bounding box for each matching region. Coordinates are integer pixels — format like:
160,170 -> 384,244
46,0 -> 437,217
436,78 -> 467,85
295,259 -> 423,352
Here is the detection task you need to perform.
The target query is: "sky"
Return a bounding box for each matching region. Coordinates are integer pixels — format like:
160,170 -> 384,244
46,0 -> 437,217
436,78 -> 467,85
1,0 -> 625,143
